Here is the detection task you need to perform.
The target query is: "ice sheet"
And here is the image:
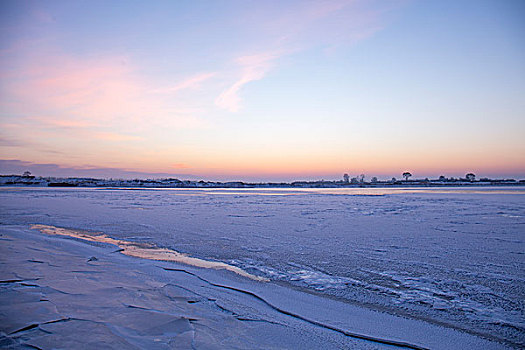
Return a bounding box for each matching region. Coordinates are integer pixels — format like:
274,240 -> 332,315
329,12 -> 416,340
1,187 -> 523,347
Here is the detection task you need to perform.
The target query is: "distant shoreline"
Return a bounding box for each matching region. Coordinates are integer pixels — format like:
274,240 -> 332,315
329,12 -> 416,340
1,174 -> 524,189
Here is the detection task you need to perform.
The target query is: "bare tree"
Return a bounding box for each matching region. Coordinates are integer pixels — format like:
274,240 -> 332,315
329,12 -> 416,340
402,172 -> 412,181
465,173 -> 476,182
343,174 -> 349,183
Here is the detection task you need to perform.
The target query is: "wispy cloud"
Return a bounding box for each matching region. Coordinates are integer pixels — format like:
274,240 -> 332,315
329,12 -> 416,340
214,0 -> 394,112
215,52 -> 279,112
0,159 -> 198,179
0,137 -> 26,148
27,117 -> 98,129
3,53 -> 142,121
0,49 -> 213,157
172,163 -> 191,169
1,47 -> 219,126
93,132 -> 143,142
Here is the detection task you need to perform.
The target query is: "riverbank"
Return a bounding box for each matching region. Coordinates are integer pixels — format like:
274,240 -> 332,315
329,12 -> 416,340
1,174 -> 524,189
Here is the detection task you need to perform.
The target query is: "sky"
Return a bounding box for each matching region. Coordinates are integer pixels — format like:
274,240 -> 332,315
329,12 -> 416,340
1,0 -> 524,181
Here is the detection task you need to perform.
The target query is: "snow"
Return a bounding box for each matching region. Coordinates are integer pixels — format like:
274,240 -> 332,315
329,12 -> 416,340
1,187 -> 523,348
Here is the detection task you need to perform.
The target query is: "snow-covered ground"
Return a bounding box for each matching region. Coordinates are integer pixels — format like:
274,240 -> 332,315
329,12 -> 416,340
1,187 -> 523,348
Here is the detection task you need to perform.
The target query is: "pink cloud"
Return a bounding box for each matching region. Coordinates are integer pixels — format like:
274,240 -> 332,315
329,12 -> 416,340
172,163 -> 190,169
93,132 -> 143,142
1,51 -> 213,134
27,116 -> 98,129
5,54 -> 141,120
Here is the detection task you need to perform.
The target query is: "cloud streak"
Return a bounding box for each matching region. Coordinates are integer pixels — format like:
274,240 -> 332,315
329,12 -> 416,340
1,48 -> 216,127
215,52 -> 279,112
214,0 -> 393,112
0,48 -> 215,163
0,159 -> 198,179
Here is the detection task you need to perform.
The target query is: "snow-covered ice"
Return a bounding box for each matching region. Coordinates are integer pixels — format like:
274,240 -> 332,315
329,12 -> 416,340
1,187 -> 523,348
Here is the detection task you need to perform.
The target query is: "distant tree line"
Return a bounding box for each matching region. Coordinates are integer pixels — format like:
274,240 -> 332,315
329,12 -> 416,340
342,172 -> 480,183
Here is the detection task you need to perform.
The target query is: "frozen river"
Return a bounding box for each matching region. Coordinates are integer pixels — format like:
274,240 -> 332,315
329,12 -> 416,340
1,187 -> 524,347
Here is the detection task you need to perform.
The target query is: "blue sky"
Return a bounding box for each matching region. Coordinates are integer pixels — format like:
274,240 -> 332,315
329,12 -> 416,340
1,0 -> 524,180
